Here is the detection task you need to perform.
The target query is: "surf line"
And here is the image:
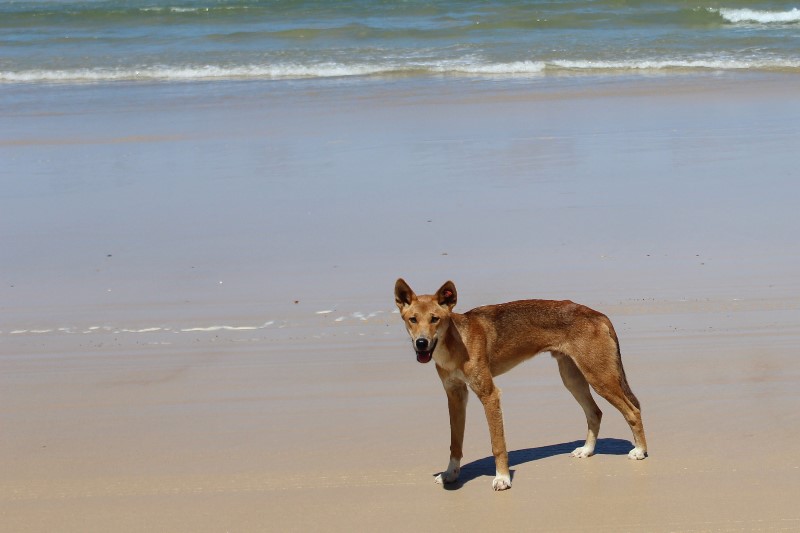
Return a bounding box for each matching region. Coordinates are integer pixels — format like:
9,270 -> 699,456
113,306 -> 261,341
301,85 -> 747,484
179,321 -> 275,332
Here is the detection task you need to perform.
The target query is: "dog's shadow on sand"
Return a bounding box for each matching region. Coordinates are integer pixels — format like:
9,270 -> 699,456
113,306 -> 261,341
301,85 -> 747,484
438,438 -> 632,490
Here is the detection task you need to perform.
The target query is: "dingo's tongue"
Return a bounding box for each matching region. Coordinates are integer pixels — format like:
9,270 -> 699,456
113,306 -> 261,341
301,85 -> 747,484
416,351 -> 432,364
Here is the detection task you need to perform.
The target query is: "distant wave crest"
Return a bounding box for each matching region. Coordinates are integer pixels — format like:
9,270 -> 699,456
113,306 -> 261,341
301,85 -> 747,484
717,7 -> 800,24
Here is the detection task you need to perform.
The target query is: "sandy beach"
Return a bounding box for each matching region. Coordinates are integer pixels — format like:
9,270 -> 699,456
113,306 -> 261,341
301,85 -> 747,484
2,74 -> 799,531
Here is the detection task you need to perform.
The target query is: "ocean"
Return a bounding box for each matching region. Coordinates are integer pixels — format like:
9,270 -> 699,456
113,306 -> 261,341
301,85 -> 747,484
1,0 -> 799,84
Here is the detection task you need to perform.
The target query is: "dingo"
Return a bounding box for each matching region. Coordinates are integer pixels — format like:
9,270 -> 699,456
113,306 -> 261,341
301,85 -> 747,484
394,279 -> 647,491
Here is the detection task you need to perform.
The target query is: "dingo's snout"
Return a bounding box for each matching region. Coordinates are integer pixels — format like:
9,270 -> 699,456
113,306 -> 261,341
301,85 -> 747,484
413,336 -> 437,364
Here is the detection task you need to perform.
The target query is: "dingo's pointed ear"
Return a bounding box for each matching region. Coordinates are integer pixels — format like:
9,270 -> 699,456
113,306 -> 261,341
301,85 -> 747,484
395,278 -> 416,311
437,281 -> 457,310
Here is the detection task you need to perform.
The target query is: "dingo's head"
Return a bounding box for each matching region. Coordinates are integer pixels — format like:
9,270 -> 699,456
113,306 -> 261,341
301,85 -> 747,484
394,278 -> 457,364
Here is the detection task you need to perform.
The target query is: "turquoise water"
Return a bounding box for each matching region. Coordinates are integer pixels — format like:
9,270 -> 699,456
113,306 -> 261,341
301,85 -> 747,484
1,0 -> 799,83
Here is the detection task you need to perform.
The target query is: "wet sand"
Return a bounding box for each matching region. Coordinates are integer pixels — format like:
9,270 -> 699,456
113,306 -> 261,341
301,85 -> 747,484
2,74 -> 799,531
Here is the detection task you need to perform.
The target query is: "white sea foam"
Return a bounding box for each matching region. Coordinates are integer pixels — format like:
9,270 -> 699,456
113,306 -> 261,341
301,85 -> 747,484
0,64 -> 393,83
179,321 -> 274,332
434,60 -> 546,75
140,7 -> 209,13
717,8 -> 800,24
170,7 -> 207,13
2,321 -> 278,336
6,327 -> 77,335
550,58 -> 800,71
2,55 -> 799,84
2,307 -> 402,339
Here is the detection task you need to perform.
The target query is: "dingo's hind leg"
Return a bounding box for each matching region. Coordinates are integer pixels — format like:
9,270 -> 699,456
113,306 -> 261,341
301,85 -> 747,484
569,337 -> 648,460
555,353 -> 602,458
595,383 -> 647,460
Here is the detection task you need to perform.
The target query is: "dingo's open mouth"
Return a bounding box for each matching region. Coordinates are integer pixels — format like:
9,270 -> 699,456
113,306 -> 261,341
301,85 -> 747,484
415,339 -> 436,363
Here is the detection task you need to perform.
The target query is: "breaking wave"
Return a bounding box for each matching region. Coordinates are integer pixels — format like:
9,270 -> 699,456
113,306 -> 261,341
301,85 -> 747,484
717,7 -> 800,24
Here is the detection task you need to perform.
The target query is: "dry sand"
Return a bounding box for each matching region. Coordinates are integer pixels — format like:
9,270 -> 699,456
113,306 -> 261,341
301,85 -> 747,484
1,74 -> 799,531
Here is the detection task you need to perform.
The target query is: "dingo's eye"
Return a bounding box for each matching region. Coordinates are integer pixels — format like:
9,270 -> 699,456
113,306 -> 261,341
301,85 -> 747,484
409,317 -> 417,324
430,316 -> 440,323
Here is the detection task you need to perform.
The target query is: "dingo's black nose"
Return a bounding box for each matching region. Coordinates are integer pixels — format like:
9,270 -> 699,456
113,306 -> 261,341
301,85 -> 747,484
415,338 -> 429,351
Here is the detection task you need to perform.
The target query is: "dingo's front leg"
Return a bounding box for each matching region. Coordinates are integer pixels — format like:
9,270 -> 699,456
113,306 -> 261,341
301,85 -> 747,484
436,373 -> 467,485
473,379 -> 511,491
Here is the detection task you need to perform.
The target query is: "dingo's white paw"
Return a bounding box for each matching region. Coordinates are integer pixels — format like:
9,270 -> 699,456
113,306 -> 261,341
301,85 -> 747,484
435,458 -> 461,484
628,447 -> 647,460
492,474 -> 511,491
571,446 -> 595,458
435,468 -> 460,484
